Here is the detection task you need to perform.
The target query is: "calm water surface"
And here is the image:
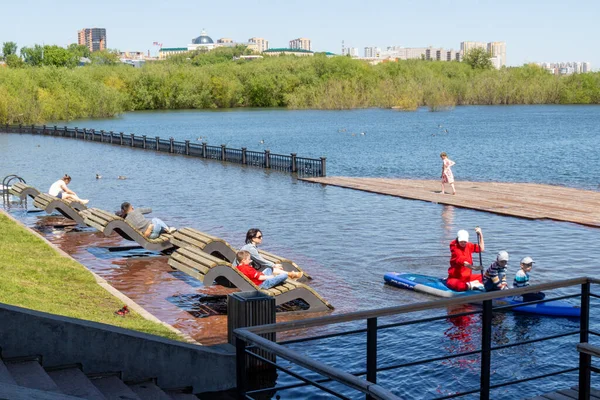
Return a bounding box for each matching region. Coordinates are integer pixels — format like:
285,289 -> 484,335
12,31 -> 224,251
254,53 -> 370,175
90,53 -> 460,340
1,106 -> 599,399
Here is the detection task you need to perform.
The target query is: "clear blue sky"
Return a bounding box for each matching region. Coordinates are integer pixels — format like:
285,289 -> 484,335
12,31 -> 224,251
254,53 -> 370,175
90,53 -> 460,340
2,0 -> 598,67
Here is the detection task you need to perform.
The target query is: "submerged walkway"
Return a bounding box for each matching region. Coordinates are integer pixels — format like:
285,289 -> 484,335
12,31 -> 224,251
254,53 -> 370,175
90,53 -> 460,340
527,386 -> 600,399
301,177 -> 600,228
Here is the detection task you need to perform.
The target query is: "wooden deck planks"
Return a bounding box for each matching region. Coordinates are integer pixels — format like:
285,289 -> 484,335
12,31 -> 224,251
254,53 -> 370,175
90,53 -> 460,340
302,177 -> 600,228
526,386 -> 600,399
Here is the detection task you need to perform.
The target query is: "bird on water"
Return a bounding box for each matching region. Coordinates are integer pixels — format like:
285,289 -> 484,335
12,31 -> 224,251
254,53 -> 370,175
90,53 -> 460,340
96,174 -> 102,179
117,176 -> 127,180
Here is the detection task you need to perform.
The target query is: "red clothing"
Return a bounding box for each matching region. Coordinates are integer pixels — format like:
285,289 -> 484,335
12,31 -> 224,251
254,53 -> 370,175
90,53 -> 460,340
446,240 -> 481,291
236,263 -> 264,286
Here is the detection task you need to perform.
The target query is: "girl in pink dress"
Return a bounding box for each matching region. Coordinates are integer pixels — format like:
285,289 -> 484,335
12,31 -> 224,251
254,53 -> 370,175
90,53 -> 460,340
440,152 -> 456,195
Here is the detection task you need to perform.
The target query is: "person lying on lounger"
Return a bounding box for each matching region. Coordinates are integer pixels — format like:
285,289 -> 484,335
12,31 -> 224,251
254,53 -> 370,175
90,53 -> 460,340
118,202 -> 176,239
48,174 -> 89,205
235,250 -> 302,289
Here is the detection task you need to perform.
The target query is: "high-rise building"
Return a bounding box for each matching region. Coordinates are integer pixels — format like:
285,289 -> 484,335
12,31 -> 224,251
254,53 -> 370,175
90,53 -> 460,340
583,62 -> 592,73
487,41 -> 506,67
77,28 -> 107,52
248,37 -> 269,52
364,47 -> 380,58
217,38 -> 233,44
460,41 -> 486,56
289,38 -> 311,51
348,47 -> 359,57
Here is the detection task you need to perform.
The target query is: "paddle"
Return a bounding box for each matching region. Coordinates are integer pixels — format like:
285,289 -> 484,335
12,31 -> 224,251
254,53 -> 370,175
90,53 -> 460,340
476,226 -> 483,273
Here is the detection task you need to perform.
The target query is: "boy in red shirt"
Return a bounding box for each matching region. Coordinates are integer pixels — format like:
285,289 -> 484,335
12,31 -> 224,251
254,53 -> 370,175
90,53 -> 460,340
235,250 -> 302,289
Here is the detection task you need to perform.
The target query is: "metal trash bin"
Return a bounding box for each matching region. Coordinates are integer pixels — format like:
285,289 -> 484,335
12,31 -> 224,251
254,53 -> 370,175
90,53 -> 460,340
228,291 -> 276,370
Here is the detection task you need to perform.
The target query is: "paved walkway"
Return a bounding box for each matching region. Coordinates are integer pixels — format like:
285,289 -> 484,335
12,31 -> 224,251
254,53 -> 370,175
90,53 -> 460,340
301,177 -> 600,228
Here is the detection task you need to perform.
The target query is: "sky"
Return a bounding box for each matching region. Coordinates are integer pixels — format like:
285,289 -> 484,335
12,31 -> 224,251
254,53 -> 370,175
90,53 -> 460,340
1,0 -> 598,68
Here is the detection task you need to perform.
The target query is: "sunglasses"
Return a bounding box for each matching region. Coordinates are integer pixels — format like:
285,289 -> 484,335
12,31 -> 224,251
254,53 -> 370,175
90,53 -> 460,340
255,235 -> 263,239
523,263 -> 533,267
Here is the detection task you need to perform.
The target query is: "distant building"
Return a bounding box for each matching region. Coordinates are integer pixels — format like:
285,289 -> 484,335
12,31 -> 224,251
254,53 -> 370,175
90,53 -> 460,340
364,47 -> 380,58
119,51 -> 147,60
78,28 -> 106,52
536,61 -> 592,75
217,38 -> 233,43
248,37 -> 269,53
289,38 -> 311,51
460,41 -> 486,56
158,47 -> 188,60
487,41 -> 506,67
583,62 -> 592,73
188,30 -> 216,51
263,48 -> 314,57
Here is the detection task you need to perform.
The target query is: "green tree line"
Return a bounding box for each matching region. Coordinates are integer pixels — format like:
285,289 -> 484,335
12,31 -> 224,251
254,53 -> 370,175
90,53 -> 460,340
1,43 -> 599,124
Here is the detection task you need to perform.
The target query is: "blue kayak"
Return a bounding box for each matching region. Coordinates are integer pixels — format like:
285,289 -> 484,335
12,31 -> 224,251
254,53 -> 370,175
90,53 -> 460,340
384,272 -> 580,318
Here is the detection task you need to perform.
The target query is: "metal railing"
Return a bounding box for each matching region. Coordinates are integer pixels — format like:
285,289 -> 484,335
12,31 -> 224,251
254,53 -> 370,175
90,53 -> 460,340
0,124 -> 327,177
234,277 -> 599,400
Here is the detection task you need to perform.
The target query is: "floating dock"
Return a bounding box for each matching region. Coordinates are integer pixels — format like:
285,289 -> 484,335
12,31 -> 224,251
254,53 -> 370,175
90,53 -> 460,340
301,177 -> 600,228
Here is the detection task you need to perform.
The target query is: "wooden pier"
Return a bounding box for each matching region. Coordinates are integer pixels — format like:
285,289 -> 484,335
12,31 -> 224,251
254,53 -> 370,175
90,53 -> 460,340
301,177 -> 600,228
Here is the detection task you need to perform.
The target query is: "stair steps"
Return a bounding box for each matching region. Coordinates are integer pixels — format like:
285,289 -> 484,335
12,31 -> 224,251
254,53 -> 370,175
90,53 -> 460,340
5,360 -> 61,393
128,380 -> 172,400
47,367 -> 107,400
166,391 -> 200,399
0,359 -> 17,385
90,375 -> 141,400
0,382 -> 86,399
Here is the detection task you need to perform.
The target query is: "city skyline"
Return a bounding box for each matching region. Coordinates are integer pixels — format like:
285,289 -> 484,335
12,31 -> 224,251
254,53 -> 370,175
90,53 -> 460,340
0,0 -> 598,68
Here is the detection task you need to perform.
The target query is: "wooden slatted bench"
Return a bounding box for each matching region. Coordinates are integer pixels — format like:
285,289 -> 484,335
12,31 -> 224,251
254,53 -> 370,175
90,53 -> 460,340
81,207 -> 174,252
170,227 -> 311,279
168,245 -> 332,312
32,193 -> 87,225
8,182 -> 40,200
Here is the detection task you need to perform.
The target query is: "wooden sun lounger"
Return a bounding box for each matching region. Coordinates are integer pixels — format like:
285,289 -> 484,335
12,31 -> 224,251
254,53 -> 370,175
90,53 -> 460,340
81,208 -> 174,252
32,193 -> 87,225
170,227 -> 311,279
168,245 -> 333,312
8,182 -> 40,200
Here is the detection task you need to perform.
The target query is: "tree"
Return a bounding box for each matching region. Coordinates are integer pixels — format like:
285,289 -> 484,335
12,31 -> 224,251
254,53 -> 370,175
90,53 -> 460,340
42,45 -> 78,67
21,45 -> 44,66
90,49 -> 120,65
463,48 -> 493,70
2,41 -> 18,58
5,54 -> 24,68
67,43 -> 91,59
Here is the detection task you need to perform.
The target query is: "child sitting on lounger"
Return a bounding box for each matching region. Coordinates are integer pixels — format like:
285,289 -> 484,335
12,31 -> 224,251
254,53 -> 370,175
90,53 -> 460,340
119,202 -> 176,239
513,256 -> 545,302
235,250 -> 302,289
48,174 -> 89,204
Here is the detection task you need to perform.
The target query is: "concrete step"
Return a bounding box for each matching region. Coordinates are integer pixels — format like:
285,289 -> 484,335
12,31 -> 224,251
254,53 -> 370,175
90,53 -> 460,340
5,360 -> 61,393
47,368 -> 106,400
128,381 -> 172,400
0,359 -> 17,385
0,382 -> 86,399
166,391 -> 199,399
90,375 -> 141,400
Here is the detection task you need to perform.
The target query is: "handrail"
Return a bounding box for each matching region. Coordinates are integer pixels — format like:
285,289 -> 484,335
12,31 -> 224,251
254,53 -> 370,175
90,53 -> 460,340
0,124 -> 327,177
243,277 -> 590,335
236,333 -> 402,400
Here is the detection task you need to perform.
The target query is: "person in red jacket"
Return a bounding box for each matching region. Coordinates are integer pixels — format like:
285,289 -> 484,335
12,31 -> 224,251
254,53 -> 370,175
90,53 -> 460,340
445,227 -> 485,291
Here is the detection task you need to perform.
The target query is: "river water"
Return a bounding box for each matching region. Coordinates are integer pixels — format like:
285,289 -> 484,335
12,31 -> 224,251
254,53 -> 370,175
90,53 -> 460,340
1,106 -> 599,399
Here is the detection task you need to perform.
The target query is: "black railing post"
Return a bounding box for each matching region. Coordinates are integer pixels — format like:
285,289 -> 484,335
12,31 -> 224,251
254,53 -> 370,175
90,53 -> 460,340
53,126 -> 58,136
74,127 -> 79,139
169,137 -> 174,153
242,147 -> 247,164
320,157 -> 327,177
265,150 -> 271,168
142,135 -> 147,149
202,142 -> 207,158
366,317 -> 378,400
185,140 -> 190,155
130,133 -> 135,147
30,124 -> 35,134
18,124 -> 22,133
90,129 -> 95,141
155,136 -> 160,151
578,281 -> 591,400
63,126 -> 68,137
42,125 -> 47,135
480,299 -> 492,400
108,131 -> 113,144
291,153 -> 297,173
221,144 -> 226,161
236,336 -> 248,400
83,128 -> 87,140
119,132 -> 124,146
100,130 -> 105,142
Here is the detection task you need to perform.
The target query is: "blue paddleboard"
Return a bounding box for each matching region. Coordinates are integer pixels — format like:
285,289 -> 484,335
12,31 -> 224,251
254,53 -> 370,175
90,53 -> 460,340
384,272 -> 580,318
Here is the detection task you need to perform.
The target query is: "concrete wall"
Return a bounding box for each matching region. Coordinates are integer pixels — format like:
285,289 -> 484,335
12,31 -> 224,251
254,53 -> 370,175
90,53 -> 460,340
0,303 -> 235,393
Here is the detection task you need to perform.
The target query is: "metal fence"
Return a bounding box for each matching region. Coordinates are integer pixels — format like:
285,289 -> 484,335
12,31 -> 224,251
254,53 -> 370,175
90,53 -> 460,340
0,124 -> 326,177
235,277 -> 599,400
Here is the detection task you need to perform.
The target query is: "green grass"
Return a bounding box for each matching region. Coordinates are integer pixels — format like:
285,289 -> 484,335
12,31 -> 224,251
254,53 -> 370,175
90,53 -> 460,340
0,213 -> 182,341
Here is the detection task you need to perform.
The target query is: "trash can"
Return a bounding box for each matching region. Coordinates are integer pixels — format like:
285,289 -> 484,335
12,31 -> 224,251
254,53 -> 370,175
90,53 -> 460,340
228,291 -> 276,370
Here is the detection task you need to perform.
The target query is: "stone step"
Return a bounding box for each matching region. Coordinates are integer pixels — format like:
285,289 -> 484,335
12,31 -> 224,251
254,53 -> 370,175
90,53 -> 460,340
47,368 -> 106,400
5,360 -> 61,393
166,391 -> 199,399
0,382 -> 86,400
90,375 -> 141,400
128,381 -> 172,400
0,359 -> 17,385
